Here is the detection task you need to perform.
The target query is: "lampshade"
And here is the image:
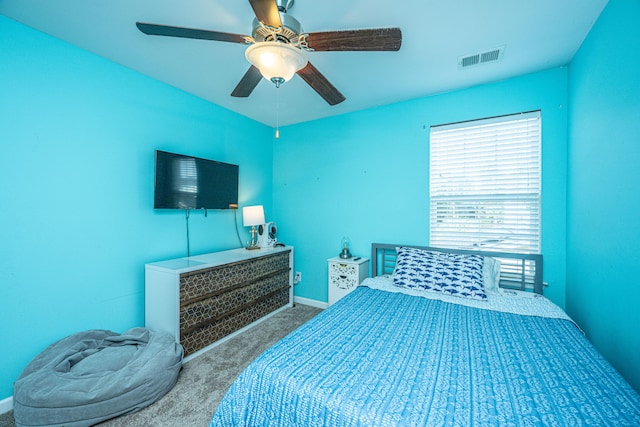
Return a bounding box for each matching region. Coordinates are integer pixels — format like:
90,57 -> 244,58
242,205 -> 265,227
245,42 -> 308,85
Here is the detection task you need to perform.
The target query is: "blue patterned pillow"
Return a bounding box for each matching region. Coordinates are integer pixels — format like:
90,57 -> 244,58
392,247 -> 488,301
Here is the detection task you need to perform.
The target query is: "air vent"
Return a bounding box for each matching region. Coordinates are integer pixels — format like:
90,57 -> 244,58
458,46 -> 505,69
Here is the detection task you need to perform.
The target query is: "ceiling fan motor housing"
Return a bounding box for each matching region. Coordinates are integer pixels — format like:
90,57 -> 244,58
252,13 -> 302,43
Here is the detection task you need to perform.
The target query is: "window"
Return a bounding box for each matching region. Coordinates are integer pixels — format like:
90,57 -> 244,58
429,111 -> 541,254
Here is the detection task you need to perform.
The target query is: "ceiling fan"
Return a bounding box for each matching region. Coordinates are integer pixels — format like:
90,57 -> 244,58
136,0 -> 402,106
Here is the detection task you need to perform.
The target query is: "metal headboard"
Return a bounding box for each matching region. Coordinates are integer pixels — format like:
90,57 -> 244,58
371,243 -> 544,294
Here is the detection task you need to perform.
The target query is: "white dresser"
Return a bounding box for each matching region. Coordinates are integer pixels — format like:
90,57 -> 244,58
145,246 -> 293,360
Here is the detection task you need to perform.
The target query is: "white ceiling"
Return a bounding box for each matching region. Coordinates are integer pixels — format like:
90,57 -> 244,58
1,0 -> 608,127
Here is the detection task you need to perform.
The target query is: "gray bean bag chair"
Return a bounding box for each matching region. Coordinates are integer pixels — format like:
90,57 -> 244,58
13,327 -> 183,427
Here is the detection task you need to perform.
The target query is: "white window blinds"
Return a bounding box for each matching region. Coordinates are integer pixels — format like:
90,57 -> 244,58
429,111 -> 541,254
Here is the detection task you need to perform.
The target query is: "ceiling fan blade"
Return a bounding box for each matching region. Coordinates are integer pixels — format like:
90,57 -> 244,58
248,0 -> 282,28
297,62 -> 346,106
306,28 -> 402,52
231,66 -> 263,98
136,22 -> 247,44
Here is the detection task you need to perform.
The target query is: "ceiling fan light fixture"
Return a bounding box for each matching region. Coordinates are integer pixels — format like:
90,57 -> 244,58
245,41 -> 308,86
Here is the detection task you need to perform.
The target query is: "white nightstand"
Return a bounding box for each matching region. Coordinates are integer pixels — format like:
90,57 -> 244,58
327,256 -> 370,305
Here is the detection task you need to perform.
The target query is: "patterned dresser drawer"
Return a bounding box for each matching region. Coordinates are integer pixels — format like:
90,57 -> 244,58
179,251 -> 290,304
180,288 -> 290,356
180,269 -> 290,336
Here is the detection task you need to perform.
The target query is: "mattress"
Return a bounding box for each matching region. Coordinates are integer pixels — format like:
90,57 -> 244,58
210,279 -> 640,426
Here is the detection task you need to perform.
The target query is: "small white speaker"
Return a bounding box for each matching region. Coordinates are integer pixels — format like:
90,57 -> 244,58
257,222 -> 277,248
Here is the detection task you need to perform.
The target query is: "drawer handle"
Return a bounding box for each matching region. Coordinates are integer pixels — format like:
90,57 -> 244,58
339,275 -> 347,279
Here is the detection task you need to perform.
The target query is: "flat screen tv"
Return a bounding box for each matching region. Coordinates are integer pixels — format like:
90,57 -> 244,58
154,150 -> 239,210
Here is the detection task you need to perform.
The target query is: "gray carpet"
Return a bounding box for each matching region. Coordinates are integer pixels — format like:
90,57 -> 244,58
0,304 -> 322,427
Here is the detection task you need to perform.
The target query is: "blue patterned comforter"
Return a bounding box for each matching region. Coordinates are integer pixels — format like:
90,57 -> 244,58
210,286 -> 640,426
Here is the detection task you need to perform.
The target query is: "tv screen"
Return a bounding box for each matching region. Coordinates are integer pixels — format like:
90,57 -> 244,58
154,150 -> 239,210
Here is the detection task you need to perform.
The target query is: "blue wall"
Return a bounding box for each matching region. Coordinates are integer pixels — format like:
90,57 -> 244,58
0,16 -> 273,401
567,0 -> 640,392
274,68 -> 568,308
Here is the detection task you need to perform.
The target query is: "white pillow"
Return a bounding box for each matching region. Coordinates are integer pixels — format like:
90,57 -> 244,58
482,256 -> 501,294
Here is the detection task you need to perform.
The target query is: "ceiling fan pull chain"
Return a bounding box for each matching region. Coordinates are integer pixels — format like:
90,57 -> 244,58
275,87 -> 280,139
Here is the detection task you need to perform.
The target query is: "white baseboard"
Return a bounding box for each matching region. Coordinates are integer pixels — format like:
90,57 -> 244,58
294,296 -> 328,310
0,396 -> 13,415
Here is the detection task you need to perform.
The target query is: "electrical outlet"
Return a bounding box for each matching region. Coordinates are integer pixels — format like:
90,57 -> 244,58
294,272 -> 302,284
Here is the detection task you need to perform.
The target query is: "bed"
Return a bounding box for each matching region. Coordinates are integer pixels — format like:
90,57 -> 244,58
209,243 -> 640,426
